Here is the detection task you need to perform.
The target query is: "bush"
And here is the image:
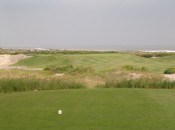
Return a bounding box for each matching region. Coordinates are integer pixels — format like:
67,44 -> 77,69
135,52 -> 175,58
122,65 -> 147,72
44,65 -> 94,74
44,65 -> 74,73
164,68 -> 175,74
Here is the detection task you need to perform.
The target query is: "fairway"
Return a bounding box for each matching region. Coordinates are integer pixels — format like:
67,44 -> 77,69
1,89 -> 175,130
15,53 -> 175,73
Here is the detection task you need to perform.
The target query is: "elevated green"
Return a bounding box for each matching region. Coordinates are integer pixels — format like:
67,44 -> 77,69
16,53 -> 175,73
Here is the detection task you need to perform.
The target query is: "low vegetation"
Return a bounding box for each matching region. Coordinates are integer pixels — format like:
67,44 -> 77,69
0,78 -> 86,93
1,50 -> 175,129
98,78 -> 175,89
164,67 -> 175,74
44,65 -> 95,74
122,65 -> 147,72
136,52 -> 175,58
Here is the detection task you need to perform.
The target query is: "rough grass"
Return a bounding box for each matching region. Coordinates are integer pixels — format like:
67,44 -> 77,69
1,89 -> 175,130
98,79 -> 175,89
0,78 -> 86,93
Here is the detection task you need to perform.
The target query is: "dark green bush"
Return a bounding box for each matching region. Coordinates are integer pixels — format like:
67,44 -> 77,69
164,68 -> 175,74
44,65 -> 94,74
136,52 -> 175,58
44,65 -> 74,73
122,65 -> 147,72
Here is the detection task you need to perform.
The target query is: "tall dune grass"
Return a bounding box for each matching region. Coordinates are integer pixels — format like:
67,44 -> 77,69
0,78 -> 86,93
97,78 -> 175,89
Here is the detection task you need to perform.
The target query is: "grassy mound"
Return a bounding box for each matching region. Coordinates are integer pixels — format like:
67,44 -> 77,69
15,53 -> 175,73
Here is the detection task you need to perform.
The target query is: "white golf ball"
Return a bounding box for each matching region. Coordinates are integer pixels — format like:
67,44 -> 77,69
58,110 -> 62,115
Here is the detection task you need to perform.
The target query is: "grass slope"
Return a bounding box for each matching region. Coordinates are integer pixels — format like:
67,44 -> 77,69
0,89 -> 175,130
15,53 -> 175,73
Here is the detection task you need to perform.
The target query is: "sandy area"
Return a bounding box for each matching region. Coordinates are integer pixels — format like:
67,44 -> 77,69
164,74 -> 175,81
0,54 -> 42,70
0,54 -> 29,67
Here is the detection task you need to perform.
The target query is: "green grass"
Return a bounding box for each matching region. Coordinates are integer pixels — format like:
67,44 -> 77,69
99,79 -> 175,89
1,89 -> 175,130
15,53 -> 175,73
164,67 -> 175,74
0,78 -> 85,93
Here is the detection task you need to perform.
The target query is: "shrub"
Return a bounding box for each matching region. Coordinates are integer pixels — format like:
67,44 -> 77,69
70,66 -> 94,74
122,65 -> 147,72
164,68 -> 175,74
44,65 -> 94,74
122,65 -> 134,71
135,52 -> 175,58
44,65 -> 74,73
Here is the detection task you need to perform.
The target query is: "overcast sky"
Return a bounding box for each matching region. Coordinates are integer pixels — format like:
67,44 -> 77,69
0,0 -> 175,50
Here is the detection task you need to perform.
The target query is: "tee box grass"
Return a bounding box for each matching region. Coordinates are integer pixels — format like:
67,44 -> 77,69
1,89 -> 175,130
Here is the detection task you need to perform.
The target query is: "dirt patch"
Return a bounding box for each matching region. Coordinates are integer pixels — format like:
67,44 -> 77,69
129,73 -> 142,79
83,77 -> 105,88
151,56 -> 159,59
54,73 -> 64,76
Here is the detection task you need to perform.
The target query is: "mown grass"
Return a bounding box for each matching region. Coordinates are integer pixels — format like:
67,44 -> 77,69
15,53 -> 175,73
1,89 -> 175,130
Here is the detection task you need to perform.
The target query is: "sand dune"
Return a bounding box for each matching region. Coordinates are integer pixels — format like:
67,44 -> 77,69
0,54 -> 30,67
164,74 -> 175,81
0,54 -> 42,70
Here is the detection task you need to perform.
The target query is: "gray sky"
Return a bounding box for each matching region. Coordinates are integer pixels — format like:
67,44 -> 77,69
0,0 -> 175,50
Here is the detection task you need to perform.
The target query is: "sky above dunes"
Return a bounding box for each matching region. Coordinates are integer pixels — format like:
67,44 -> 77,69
0,0 -> 175,50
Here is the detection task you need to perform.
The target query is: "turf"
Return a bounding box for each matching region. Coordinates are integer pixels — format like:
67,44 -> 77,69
15,53 -> 175,73
0,89 -> 175,130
